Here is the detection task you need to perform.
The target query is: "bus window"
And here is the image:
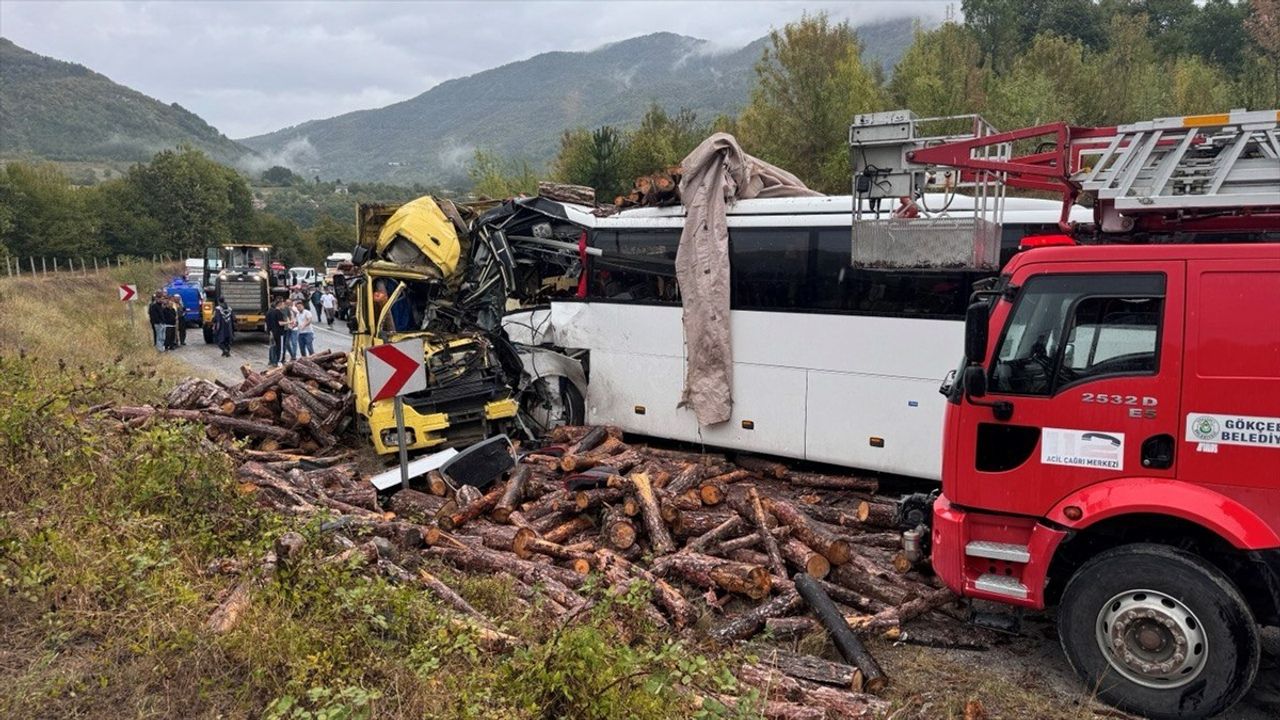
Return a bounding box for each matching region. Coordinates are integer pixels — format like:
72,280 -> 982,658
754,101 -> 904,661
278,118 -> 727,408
812,229 -> 854,310
730,228 -> 811,310
589,230 -> 681,303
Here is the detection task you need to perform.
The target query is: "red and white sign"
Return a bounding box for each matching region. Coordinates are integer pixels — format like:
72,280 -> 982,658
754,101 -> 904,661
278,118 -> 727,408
365,339 -> 427,402
118,284 -> 138,302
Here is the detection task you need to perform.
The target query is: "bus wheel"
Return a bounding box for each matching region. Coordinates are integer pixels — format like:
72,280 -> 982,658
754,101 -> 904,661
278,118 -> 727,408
519,376 -> 584,437
1058,543 -> 1259,720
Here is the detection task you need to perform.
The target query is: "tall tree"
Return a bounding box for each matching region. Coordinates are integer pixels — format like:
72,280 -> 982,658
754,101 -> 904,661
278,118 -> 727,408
551,126 -> 628,200
889,21 -> 990,119
1248,0 -> 1280,105
738,13 -> 886,193
1078,13 -> 1171,124
468,149 -> 537,199
125,146 -> 254,257
0,163 -> 100,258
623,105 -> 708,179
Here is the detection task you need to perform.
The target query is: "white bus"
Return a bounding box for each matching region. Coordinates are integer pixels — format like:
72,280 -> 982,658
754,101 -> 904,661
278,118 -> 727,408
498,194 -> 1087,480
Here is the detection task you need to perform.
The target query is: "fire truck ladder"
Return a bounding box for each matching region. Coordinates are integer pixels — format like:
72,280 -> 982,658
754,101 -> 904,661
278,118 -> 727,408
859,108 -> 1280,235
1076,109 -> 1280,231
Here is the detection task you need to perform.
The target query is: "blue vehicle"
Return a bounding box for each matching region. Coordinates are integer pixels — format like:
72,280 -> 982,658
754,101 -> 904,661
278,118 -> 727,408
164,277 -> 204,327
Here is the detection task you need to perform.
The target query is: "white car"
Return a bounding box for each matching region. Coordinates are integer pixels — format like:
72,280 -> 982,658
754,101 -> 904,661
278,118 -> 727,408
288,267 -> 320,287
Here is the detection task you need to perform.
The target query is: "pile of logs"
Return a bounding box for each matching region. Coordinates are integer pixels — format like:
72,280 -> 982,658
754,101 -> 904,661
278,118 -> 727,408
614,166 -> 683,208
319,425 -> 980,719
110,350 -> 354,455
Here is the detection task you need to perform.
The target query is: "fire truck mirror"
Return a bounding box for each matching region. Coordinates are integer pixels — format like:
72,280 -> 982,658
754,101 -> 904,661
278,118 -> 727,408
963,365 -> 987,398
964,301 -> 990,364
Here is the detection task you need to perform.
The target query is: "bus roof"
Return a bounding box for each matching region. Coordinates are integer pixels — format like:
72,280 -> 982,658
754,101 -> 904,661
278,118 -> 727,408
543,193 -> 1088,229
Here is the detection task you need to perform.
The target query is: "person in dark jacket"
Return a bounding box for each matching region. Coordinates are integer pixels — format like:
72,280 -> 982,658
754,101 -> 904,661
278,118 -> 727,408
147,292 -> 165,351
160,297 -> 179,351
171,294 -> 187,346
212,300 -> 235,357
265,299 -> 287,367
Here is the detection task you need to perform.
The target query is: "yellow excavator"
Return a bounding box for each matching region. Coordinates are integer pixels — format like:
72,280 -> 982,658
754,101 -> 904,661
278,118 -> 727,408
347,196 -> 520,454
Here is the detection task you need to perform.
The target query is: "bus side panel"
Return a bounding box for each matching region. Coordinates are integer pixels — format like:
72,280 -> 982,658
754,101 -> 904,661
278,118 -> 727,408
805,370 -> 945,480
585,350 -> 698,440
695,363 -> 809,459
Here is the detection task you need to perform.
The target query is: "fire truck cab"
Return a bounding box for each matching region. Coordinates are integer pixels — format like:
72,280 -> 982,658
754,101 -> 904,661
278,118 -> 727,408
938,241 -> 1280,719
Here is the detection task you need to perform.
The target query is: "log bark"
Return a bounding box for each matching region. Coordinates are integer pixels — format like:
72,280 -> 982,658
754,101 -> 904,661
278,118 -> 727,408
734,455 -> 789,479
385,489 -> 446,523
748,487 -> 788,578
565,426 -> 608,455
845,587 -> 958,633
737,663 -> 886,719
596,549 -> 695,628
538,181 -> 596,206
794,573 -> 888,694
781,538 -> 830,579
856,500 -> 898,528
672,509 -> 734,538
653,551 -> 770,600
765,498 -> 852,566
754,648 -> 862,689
439,481 -> 507,531
710,590 -> 803,642
787,472 -> 878,493
683,515 -> 747,554
542,515 -> 595,545
602,506 -> 637,550
493,466 -> 530,523
630,472 -> 676,555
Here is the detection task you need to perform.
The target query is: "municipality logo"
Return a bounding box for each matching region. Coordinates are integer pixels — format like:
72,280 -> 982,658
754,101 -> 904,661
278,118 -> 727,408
1192,416 -> 1219,440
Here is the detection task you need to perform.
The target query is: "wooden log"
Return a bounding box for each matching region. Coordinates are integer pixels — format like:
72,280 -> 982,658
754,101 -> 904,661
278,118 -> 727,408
672,509 -> 734,538
328,484 -> 378,512
787,472 -> 878,493
630,472 -> 675,555
794,573 -> 888,694
683,515 -> 747,554
513,528 -> 592,567
653,552 -> 771,600
279,394 -> 311,427
386,489 -> 447,523
522,489 -> 571,520
663,463 -> 705,496
755,648 -> 863,690
542,515 -> 594,545
800,504 -> 873,529
559,436 -> 626,471
856,500 -> 898,529
765,498 -> 852,566
538,181 -> 596,206
698,479 -> 726,506
113,406 -> 299,445
764,616 -> 822,640
737,663 -> 886,719
426,470 -> 450,496
734,455 -> 789,479
602,506 -> 637,550
748,487 -> 788,578
828,559 -> 912,606
291,358 -> 346,390
845,587 -> 958,633
709,590 -> 803,642
816,578 -> 889,614
492,466 -> 530,523
429,545 -> 586,611
565,426 -> 608,455
573,487 -> 627,513
782,538 -> 830,579
596,549 -> 695,628
439,481 -> 507,531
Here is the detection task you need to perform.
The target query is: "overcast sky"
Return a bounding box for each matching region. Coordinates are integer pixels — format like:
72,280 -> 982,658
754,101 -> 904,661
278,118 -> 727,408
1,1 -> 947,139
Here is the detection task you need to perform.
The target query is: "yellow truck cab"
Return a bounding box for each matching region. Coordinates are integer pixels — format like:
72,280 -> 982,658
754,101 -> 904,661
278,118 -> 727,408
349,197 -> 520,454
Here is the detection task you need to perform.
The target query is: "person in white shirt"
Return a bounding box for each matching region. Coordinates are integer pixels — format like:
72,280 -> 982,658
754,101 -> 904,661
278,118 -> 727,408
321,288 -> 337,326
294,300 -> 316,356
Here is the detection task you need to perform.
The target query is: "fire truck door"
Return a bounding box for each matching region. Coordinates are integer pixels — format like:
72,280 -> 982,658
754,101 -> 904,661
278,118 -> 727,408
950,262 -> 1186,517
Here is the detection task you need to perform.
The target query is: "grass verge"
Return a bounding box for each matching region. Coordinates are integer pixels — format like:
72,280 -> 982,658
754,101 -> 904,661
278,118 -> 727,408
0,268 -> 746,719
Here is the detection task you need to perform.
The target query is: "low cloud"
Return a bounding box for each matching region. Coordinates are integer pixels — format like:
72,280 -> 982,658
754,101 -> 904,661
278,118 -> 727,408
236,136 -> 319,175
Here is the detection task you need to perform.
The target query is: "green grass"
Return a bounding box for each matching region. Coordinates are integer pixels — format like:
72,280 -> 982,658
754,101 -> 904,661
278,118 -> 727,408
0,266 -> 747,719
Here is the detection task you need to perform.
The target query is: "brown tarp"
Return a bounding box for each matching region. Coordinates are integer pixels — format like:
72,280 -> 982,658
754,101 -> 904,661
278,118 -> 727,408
675,133 -> 821,426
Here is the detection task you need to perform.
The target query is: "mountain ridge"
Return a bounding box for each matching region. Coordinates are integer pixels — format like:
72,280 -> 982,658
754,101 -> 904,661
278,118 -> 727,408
0,37 -> 254,167
240,18 -> 918,186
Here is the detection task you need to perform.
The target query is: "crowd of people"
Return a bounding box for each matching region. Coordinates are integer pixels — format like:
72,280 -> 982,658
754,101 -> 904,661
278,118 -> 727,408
146,278 -> 341,368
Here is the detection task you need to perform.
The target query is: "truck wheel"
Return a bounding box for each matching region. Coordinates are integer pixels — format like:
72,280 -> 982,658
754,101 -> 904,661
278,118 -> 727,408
1058,543 -> 1259,720
202,326 -> 214,344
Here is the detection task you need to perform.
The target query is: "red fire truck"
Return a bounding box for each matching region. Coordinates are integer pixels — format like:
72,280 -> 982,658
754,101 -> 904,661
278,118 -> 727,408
851,109 -> 1280,718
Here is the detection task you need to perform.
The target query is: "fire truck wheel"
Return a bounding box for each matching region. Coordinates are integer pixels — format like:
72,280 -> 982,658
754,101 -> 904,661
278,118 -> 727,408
1058,543 -> 1260,720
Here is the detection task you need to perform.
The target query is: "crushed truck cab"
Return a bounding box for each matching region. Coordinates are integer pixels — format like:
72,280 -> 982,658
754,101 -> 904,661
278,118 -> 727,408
349,198 -> 520,454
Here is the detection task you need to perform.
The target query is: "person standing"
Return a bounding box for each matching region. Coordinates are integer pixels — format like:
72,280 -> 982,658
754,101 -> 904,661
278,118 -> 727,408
172,294 -> 187,346
265,299 -> 286,367
321,287 -> 337,326
310,286 -> 324,324
212,299 -> 235,357
294,300 -> 316,356
147,292 -> 165,352
161,296 -> 179,351
283,301 -> 299,362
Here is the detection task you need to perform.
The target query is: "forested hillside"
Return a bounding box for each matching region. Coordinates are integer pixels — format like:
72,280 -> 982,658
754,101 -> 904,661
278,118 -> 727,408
240,19 -> 919,186
0,38 -> 253,166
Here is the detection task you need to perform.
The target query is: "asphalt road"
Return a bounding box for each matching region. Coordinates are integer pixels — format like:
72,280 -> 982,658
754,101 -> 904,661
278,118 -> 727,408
171,320 -> 353,385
